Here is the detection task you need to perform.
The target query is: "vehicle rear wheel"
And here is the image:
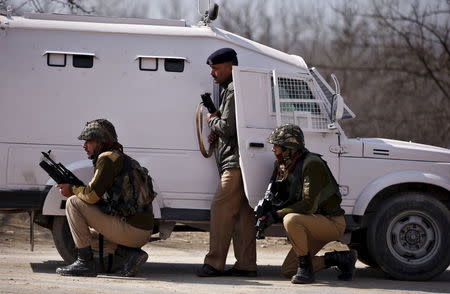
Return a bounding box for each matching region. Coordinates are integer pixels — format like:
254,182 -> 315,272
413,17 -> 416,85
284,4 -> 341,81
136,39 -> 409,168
367,192 -> 450,281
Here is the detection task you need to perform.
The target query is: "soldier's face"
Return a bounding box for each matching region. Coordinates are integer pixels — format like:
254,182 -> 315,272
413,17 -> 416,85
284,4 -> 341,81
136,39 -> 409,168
210,62 -> 233,84
272,145 -> 283,157
272,145 -> 284,163
83,140 -> 98,157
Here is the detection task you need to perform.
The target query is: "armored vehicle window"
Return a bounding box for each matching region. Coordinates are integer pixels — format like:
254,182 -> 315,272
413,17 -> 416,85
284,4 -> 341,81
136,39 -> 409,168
271,77 -> 320,114
73,54 -> 94,68
164,58 -> 184,72
139,57 -> 158,71
47,53 -> 66,67
270,75 -> 332,131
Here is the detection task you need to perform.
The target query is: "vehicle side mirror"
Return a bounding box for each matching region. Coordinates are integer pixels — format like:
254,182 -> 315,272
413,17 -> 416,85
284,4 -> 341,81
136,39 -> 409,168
328,74 -> 344,129
334,94 -> 344,121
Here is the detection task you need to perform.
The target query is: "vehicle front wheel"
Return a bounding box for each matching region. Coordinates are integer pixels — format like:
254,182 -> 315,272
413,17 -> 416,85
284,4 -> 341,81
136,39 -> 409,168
52,216 -> 77,263
367,192 -> 450,280
51,215 -> 128,273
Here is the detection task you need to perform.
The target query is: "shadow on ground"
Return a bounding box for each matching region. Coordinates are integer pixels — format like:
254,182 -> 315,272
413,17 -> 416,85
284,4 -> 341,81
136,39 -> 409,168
30,260 -> 450,292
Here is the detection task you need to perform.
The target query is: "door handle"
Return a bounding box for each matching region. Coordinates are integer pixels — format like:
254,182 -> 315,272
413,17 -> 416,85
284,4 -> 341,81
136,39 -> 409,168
249,142 -> 264,148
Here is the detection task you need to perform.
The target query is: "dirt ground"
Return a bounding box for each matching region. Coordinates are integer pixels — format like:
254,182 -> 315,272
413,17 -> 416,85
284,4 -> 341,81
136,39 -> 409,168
0,213 -> 448,294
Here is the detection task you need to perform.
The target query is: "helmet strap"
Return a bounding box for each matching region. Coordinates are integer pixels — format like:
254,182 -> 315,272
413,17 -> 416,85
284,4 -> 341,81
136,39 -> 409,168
90,142 -> 104,165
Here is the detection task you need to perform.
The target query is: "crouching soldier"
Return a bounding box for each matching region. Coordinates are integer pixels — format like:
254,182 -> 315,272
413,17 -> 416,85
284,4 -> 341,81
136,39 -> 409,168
56,119 -> 155,277
259,124 -> 357,284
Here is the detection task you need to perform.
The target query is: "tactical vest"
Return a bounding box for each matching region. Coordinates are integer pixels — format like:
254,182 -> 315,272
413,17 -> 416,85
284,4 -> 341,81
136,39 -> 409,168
274,152 -> 344,216
98,153 -> 156,218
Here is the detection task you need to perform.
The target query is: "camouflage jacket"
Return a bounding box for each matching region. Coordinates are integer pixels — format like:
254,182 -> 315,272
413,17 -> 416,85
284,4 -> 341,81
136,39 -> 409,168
208,81 -> 240,173
274,153 -> 345,218
70,151 -> 153,230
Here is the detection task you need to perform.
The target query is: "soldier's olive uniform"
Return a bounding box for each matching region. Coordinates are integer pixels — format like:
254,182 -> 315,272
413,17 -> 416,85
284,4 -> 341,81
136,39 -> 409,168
67,150 -> 153,253
272,153 -> 345,277
266,124 -> 356,283
57,119 -> 153,277
204,80 -> 257,272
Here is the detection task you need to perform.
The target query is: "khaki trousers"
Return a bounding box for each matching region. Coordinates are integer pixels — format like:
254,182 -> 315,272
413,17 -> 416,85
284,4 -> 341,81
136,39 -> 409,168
66,196 -> 152,253
204,168 -> 257,271
281,213 -> 345,278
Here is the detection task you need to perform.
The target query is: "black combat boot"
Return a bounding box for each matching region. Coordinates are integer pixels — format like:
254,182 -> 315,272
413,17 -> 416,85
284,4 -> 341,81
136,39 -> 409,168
116,245 -> 148,277
324,250 -> 358,280
291,255 -> 315,284
56,247 -> 97,277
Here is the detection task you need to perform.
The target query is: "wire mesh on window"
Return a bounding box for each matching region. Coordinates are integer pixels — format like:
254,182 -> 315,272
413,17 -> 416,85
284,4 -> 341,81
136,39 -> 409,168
278,78 -> 314,99
279,102 -> 321,114
271,76 -> 332,131
279,113 -> 331,130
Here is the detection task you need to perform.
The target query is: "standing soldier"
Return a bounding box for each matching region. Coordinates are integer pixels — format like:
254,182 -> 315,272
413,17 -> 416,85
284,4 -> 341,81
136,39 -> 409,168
197,48 -> 257,277
56,119 -> 155,277
260,124 -> 357,284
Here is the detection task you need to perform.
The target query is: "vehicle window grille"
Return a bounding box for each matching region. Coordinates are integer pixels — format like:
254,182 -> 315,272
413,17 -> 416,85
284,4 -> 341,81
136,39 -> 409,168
271,75 -> 331,131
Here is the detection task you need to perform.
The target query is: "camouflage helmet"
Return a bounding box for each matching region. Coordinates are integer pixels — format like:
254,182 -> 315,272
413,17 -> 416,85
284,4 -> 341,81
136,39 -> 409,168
267,124 -> 305,150
78,119 -> 118,143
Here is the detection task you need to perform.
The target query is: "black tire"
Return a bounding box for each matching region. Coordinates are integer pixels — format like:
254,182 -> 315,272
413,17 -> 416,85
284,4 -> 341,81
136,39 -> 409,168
52,216 -> 77,263
367,192 -> 450,281
349,229 -> 378,267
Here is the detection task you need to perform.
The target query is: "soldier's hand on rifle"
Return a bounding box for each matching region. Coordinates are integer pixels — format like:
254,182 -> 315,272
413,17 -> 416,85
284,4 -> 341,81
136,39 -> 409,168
260,211 -> 280,227
206,111 -> 220,122
56,184 -> 74,198
208,132 -> 218,144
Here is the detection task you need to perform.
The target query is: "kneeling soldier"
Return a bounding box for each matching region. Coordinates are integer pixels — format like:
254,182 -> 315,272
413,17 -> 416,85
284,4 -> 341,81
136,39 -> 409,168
56,119 -> 155,277
260,124 -> 357,283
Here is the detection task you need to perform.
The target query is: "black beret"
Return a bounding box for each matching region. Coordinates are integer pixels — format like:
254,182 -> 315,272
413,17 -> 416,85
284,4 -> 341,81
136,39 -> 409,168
206,48 -> 238,66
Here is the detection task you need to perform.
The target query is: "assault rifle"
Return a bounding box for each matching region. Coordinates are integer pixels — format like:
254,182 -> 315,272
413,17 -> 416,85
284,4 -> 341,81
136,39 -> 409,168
200,92 -> 217,114
254,182 -> 277,239
39,151 -> 84,186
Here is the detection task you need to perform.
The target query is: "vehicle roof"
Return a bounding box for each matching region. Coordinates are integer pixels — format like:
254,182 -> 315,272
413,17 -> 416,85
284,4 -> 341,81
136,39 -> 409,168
0,13 -> 308,69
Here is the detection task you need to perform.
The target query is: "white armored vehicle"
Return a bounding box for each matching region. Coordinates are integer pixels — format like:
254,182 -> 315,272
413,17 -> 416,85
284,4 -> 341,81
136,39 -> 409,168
0,5 -> 449,281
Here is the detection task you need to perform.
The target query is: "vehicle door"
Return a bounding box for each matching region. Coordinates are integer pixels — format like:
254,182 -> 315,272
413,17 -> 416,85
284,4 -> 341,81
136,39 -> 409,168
233,67 -> 342,207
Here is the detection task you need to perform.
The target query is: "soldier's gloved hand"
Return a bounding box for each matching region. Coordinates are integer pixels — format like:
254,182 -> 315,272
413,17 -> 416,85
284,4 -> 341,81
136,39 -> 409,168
56,184 -> 74,198
208,132 -> 218,144
262,211 -> 281,227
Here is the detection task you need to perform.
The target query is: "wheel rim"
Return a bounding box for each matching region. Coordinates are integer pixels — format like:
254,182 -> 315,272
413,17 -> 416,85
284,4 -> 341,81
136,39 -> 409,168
387,210 -> 440,264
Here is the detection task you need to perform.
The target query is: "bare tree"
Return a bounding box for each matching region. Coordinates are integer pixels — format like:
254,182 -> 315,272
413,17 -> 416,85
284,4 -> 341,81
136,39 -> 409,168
213,0 -> 450,147
217,0 -> 271,44
2,0 -> 157,17
94,0 -> 150,18
304,0 -> 450,147
368,0 -> 450,100
217,0 -> 329,64
2,0 -> 93,15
